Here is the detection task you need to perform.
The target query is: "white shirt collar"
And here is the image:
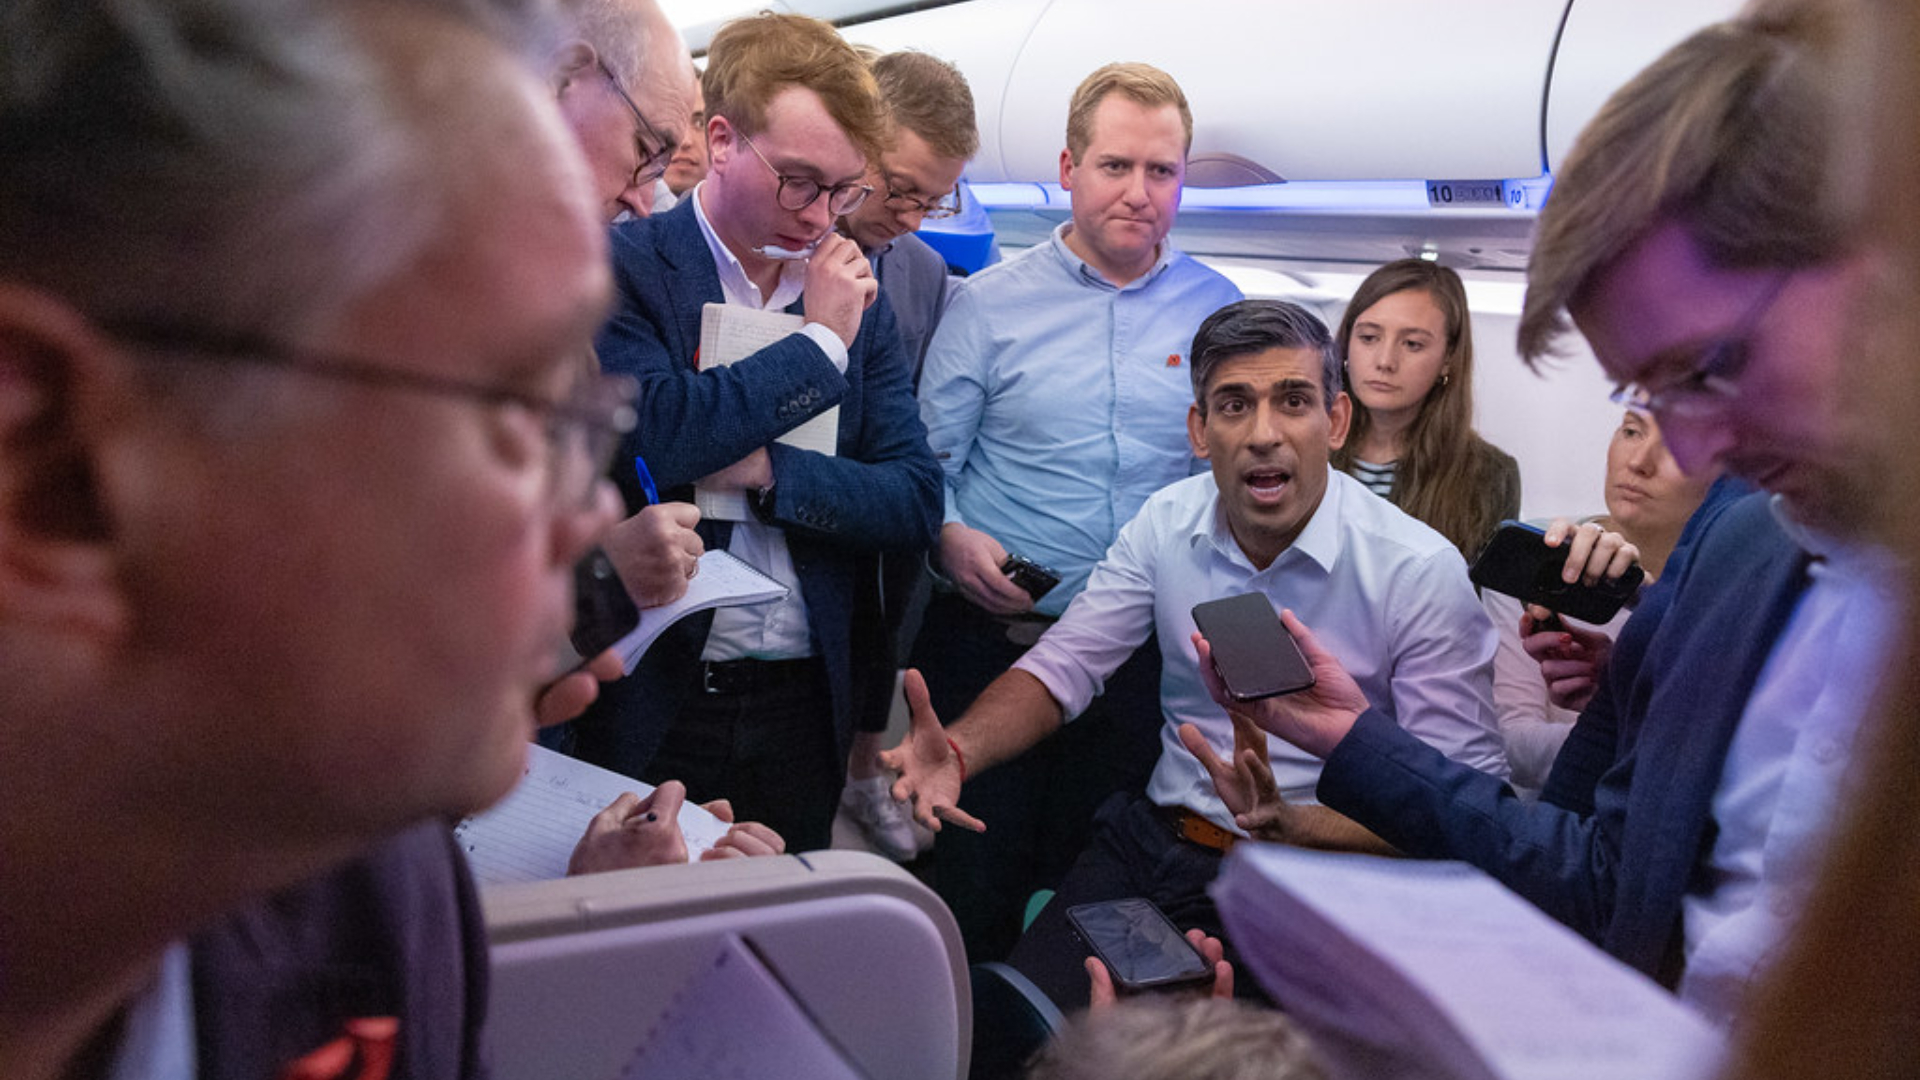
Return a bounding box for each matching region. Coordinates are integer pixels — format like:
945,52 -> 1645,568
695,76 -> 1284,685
1191,463 -> 1343,576
690,180 -> 807,311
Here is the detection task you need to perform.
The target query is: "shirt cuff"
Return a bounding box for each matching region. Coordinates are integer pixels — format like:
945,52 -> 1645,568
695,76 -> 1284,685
800,322 -> 850,374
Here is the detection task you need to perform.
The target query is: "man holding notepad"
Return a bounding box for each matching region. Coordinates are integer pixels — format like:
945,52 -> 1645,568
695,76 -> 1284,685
585,12 -> 942,852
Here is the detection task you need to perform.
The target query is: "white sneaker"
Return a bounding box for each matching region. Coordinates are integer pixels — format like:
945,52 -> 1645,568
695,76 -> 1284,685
840,774 -> 923,862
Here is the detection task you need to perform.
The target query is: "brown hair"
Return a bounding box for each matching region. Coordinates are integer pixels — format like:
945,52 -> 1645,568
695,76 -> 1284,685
1065,62 -> 1191,164
871,50 -> 978,163
1332,259 -> 1514,558
1518,4 -> 1852,364
699,12 -> 887,166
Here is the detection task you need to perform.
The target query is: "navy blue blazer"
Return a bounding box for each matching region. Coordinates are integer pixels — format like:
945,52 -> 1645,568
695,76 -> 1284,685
191,823 -> 489,1080
584,201 -> 941,774
1316,483 -> 1808,985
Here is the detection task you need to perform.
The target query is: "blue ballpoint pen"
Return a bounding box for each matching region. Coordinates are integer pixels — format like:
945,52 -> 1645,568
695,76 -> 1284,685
632,454 -> 660,507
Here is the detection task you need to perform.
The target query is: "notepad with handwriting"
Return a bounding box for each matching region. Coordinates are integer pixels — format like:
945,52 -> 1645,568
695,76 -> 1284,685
610,549 -> 786,674
454,744 -> 734,887
694,303 -> 838,521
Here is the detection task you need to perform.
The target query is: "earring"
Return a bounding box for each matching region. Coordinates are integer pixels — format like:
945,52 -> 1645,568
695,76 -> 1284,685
1440,371 -> 1451,387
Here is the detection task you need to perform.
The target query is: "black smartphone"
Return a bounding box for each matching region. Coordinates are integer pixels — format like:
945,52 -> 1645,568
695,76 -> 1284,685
565,546 -> 640,663
1066,898 -> 1213,994
1000,554 -> 1061,601
1469,521 -> 1645,625
1190,593 -> 1315,701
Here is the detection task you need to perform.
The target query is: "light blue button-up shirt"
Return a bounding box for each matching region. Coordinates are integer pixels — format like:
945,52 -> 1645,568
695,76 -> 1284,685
917,223 -> 1242,615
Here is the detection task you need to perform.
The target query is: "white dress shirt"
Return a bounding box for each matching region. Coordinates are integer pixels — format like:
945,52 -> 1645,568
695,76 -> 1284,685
1678,511 -> 1900,1027
1014,469 -> 1508,833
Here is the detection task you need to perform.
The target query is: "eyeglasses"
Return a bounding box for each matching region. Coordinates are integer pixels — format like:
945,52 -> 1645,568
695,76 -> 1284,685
101,318 -> 638,512
1608,271 -> 1795,422
881,183 -> 960,220
599,62 -> 672,189
736,129 -> 872,215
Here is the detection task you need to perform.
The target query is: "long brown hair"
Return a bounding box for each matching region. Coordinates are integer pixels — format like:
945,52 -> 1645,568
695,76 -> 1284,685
1331,259 -> 1512,557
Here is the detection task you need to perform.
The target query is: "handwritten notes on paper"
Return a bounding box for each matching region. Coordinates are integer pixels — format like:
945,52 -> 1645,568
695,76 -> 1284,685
454,744 -> 733,888
609,549 -> 786,674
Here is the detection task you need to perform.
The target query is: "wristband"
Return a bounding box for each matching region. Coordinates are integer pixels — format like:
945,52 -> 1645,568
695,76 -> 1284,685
946,736 -> 967,785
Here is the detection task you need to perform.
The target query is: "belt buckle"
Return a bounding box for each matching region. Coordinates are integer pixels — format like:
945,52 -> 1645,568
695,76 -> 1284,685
702,663 -> 723,695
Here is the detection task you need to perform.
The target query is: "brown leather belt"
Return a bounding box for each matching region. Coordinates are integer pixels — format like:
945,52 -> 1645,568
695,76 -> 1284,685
1157,805 -> 1238,854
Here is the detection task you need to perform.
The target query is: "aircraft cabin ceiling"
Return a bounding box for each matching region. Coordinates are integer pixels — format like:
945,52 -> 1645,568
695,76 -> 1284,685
666,0 -> 1748,269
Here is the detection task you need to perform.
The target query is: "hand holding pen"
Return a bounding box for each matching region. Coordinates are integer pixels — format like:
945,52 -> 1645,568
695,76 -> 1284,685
601,455 -> 705,608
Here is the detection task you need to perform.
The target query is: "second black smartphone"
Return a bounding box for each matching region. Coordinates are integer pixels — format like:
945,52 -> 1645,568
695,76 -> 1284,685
1469,521 -> 1645,625
1190,592 -> 1315,701
1066,898 -> 1213,994
565,546 -> 641,663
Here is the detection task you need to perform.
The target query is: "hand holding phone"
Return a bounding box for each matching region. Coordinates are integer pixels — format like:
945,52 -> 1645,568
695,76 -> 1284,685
1191,593 -> 1315,701
1470,521 -> 1644,624
1067,898 -> 1213,994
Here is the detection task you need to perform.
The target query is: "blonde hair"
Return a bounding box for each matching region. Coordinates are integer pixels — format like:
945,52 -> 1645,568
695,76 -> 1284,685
1518,4 -> 1852,363
1026,997 -> 1326,1080
1064,62 -> 1191,164
700,12 -> 887,166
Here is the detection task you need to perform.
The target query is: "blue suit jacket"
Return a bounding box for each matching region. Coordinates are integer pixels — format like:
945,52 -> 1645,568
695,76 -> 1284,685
580,201 -> 941,775
1316,483 -> 1808,985
191,823 -> 488,1080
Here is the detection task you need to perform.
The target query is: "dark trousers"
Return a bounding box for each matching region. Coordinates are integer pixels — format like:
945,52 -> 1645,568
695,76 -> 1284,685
639,660 -> 842,854
1007,794 -> 1268,1012
908,591 -> 1163,963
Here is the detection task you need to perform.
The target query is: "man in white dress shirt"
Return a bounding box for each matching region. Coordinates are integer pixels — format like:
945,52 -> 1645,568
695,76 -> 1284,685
886,299 -> 1506,1007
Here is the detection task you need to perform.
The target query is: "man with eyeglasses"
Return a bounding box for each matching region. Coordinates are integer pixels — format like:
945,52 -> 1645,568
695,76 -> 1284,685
0,0 -> 670,1075
908,62 -> 1241,963
1202,5 -> 1892,1028
580,12 -> 941,855
549,0 -> 686,223
834,48 -> 980,863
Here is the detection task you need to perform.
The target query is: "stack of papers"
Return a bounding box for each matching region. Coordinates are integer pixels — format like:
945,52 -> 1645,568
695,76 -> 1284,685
1211,845 -> 1725,1080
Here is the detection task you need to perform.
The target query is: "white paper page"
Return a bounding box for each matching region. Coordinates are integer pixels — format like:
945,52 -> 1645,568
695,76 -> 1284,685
454,744 -> 733,887
621,934 -> 871,1080
1216,846 -> 1726,1080
612,549 -> 786,674
694,303 -> 838,521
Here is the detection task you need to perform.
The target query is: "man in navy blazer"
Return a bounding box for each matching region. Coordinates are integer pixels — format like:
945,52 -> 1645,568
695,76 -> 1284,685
1206,6 -> 1894,1028
579,12 -> 941,852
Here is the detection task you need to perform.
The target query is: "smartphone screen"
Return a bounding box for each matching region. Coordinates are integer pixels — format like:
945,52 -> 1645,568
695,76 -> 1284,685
1190,593 -> 1315,701
564,546 -> 640,664
1066,898 -> 1212,993
1469,521 -> 1645,625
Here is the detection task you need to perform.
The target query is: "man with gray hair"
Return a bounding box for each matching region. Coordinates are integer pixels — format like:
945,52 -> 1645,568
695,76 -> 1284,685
550,0 -> 689,223
0,1 -> 627,1075
887,299 -> 1506,1009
